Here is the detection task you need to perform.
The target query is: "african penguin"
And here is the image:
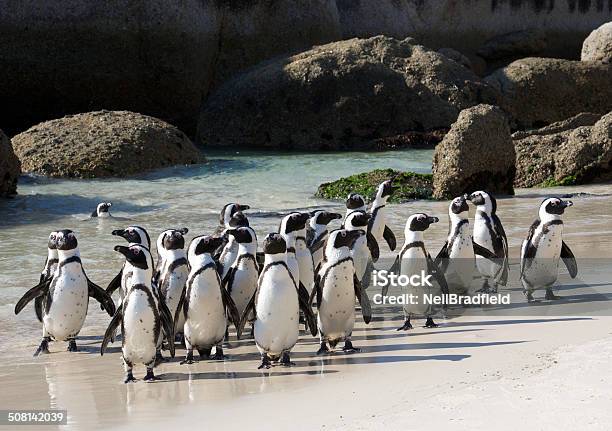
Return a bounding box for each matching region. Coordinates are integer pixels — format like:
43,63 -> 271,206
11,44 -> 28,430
91,202 -> 112,218
101,244 -> 174,382
468,191 -> 509,293
239,233 -> 317,369
307,210 -> 342,273
520,198 -> 577,302
345,193 -> 366,220
344,210 -> 378,286
215,203 -> 250,235
218,211 -> 250,279
34,231 -> 60,323
367,180 -> 397,259
313,229 -> 371,355
279,212 -> 311,300
176,235 -> 241,364
392,213 -> 448,330
15,230 -> 115,356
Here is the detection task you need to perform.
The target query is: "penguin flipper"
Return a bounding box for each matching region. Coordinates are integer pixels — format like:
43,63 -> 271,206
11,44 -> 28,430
309,274 -> 321,308
297,287 -> 318,337
255,252 -> 265,274
101,308 -> 122,355
383,225 -> 397,251
222,266 -> 235,293
172,288 -> 187,339
14,279 -> 51,315
90,209 -> 98,218
298,282 -> 310,307
221,284 -> 242,339
520,219 -> 540,278
87,278 -> 116,316
434,243 -> 449,270
158,296 -> 176,358
34,296 -> 44,323
106,269 -> 122,296
472,241 -> 496,260
427,253 -> 449,296
237,291 -> 258,338
309,238 -> 326,254
354,274 -> 372,324
366,232 -> 380,262
561,241 -> 578,278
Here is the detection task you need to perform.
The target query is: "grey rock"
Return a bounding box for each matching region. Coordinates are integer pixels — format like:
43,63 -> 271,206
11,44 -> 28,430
581,22 -> 612,63
0,129 -> 21,197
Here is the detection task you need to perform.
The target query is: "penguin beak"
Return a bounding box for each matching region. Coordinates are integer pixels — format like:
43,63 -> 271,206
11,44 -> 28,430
427,216 -> 439,224
226,229 -> 237,238
331,212 -> 342,220
111,229 -> 125,237
179,227 -> 189,235
107,202 -> 112,207
238,204 -> 250,211
211,236 -> 225,249
563,200 -> 573,207
114,245 -> 130,257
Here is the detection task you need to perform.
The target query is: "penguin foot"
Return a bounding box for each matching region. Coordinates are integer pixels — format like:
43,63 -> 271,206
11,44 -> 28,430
67,339 -> 78,352
144,369 -> 160,382
316,341 -> 330,356
33,338 -> 51,357
124,372 -> 136,384
211,347 -> 225,361
396,320 -> 413,331
525,292 -> 535,303
545,289 -> 562,300
180,351 -> 194,365
280,352 -> 295,367
342,340 -> 360,353
257,355 -> 272,370
423,318 -> 438,328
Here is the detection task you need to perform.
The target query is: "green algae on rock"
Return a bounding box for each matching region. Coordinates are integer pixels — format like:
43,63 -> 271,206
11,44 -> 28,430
316,169 -> 434,203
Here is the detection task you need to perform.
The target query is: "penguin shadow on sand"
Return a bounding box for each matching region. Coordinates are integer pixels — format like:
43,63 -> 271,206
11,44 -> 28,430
157,369 -> 339,382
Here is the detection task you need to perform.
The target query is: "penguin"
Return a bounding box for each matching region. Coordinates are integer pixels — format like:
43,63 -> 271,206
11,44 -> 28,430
217,203 -> 251,233
15,230 -> 115,356
238,233 -> 317,369
306,210 -> 342,272
90,202 -> 112,218
155,228 -> 189,340
218,211 -> 250,279
279,212 -> 312,301
101,244 -> 175,383
295,214 -> 316,296
344,210 -> 379,285
367,180 -> 398,259
345,193 -> 367,220
222,226 -> 259,337
391,213 -> 448,330
175,235 -> 241,364
468,191 -> 509,293
33,231 -> 60,322
520,198 -> 577,302
311,229 -> 371,355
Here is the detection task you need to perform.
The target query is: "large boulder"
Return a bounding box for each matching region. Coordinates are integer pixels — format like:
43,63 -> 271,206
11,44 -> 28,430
432,104 -> 515,199
581,22 -> 612,63
0,129 -> 21,197
514,112 -> 612,187
486,57 -> 612,129
11,111 -> 203,178
198,36 -> 498,150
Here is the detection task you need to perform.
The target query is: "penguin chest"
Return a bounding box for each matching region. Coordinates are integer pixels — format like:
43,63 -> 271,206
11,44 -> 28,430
44,266 -> 88,340
229,262 -> 258,317
184,271 -> 226,347
523,225 -> 563,286
370,211 -> 386,242
318,262 -> 356,341
286,256 -> 300,282
350,236 -> 369,279
254,269 -> 299,354
161,266 -> 188,316
445,233 -> 475,293
220,242 -> 238,278
400,249 -> 438,316
473,219 -> 499,279
122,290 -> 158,366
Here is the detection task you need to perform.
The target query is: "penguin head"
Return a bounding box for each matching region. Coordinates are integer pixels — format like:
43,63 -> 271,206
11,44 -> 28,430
227,227 -> 256,245
228,211 -> 250,228
55,229 -> 78,251
280,212 -> 310,235
330,229 -> 364,250
93,202 -> 112,217
189,235 -> 224,257
540,197 -> 573,218
263,233 -> 286,255
112,225 -> 151,249
310,210 -> 342,226
375,180 -> 397,200
47,231 -> 59,250
114,244 -> 152,270
221,203 -> 250,227
449,195 -> 469,218
468,191 -> 496,214
160,228 -> 188,251
406,213 -> 439,232
345,210 -> 370,229
346,193 -> 366,210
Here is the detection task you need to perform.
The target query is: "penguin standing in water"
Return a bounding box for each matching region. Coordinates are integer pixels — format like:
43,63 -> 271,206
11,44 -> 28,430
468,191 -> 509,293
520,198 -> 577,302
15,230 -> 115,356
307,210 -> 342,272
223,226 -> 259,337
312,229 -> 371,355
239,233 -> 317,369
279,212 -> 312,300
344,210 -> 379,285
218,211 -> 250,279
367,180 -> 398,258
175,236 -> 241,364
391,214 -> 448,330
101,245 -> 175,382
435,196 -> 496,295
345,193 -> 367,220
33,231 -> 60,323
90,202 -> 112,218
155,228 -> 189,340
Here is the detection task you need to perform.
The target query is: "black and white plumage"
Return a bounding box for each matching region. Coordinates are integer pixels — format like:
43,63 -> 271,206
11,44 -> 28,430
279,212 -> 312,302
520,198 -> 577,302
307,210 -> 342,272
218,211 -> 250,279
344,210 -> 378,286
90,202 -> 112,218
367,180 -> 398,260
468,191 -> 509,292
345,193 -> 367,220
33,231 -> 60,323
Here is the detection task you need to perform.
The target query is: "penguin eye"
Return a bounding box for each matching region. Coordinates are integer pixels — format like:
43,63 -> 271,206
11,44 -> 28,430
133,248 -> 140,255
341,232 -> 346,237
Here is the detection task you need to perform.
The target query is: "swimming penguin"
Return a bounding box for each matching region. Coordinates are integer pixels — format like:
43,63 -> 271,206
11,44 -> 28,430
367,181 -> 397,258
238,233 -> 317,369
91,202 -> 112,218
175,235 -> 241,364
279,212 -> 312,301
101,244 -> 175,382
307,210 -> 342,272
345,193 -> 367,220
222,226 -> 259,337
391,214 -> 448,330
33,231 -> 60,322
435,196 -> 496,295
155,228 -> 189,340
218,211 -> 250,279
344,210 -> 379,285
15,230 -> 115,356
468,191 -> 509,293
520,198 -> 577,302
312,229 -> 371,355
